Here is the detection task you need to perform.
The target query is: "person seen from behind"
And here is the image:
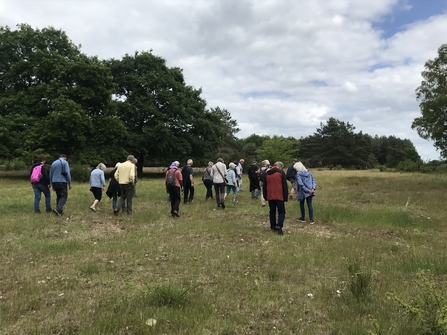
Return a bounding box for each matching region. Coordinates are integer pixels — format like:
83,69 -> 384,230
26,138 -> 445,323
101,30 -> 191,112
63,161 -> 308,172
30,154 -> 52,213
286,159 -> 298,200
202,161 -> 214,200
114,155 -> 136,216
50,154 -> 72,216
182,159 -> 194,203
236,159 -> 244,191
165,161 -> 183,217
258,159 -> 270,207
211,158 -> 227,209
224,162 -> 239,204
89,163 -> 106,212
248,161 -> 261,199
263,161 -> 288,235
294,161 -> 316,224
106,162 -> 126,212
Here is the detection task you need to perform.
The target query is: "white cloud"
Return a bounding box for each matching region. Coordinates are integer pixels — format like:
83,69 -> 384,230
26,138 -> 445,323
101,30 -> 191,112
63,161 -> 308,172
0,0 -> 444,160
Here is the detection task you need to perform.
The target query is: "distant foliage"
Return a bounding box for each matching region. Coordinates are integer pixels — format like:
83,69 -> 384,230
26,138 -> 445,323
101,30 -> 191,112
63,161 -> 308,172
69,164 -> 92,183
4,158 -> 27,171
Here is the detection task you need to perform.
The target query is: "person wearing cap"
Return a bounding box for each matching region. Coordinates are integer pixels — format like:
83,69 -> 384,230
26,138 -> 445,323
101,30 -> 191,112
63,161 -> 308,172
113,155 -> 137,215
89,163 -> 107,212
50,154 -> 72,216
258,159 -> 271,207
248,161 -> 261,199
165,161 -> 183,217
263,161 -> 288,235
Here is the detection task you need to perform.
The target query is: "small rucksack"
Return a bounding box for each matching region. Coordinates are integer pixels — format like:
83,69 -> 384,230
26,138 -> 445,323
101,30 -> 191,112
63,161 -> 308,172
31,164 -> 43,184
166,169 -> 177,186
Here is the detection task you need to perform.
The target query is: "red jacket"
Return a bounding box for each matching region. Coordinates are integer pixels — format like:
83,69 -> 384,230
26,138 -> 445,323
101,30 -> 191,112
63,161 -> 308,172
263,166 -> 288,201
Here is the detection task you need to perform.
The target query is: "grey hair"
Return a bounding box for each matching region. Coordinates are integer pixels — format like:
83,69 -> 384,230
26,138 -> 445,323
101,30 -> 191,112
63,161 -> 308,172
208,161 -> 213,167
115,162 -> 121,168
293,162 -> 307,172
261,160 -> 270,166
217,157 -> 224,163
127,155 -> 135,161
97,163 -> 107,171
187,159 -> 193,165
274,161 -> 284,168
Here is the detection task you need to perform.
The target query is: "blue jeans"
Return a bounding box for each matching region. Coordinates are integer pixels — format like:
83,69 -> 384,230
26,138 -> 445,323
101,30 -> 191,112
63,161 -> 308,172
268,200 -> 286,230
251,189 -> 261,199
112,193 -> 126,210
300,196 -> 314,220
32,183 -> 51,212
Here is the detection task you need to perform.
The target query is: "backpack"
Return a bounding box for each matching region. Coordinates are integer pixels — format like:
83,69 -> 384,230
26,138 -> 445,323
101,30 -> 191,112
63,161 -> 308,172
31,164 -> 43,184
166,169 -> 177,186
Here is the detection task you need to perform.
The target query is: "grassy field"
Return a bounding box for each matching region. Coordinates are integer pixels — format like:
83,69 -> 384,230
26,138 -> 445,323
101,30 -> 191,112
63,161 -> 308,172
1,169 -> 447,334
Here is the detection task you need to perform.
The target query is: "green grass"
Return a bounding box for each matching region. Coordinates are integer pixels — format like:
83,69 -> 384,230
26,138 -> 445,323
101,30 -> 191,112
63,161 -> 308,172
1,169 -> 447,334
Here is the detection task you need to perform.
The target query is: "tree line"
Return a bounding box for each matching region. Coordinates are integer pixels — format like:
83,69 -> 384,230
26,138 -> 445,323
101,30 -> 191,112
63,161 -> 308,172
1,24 -> 442,172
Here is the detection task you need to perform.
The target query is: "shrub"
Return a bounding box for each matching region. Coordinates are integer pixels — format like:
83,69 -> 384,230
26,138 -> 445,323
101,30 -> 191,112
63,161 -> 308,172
387,269 -> 447,335
4,158 -> 27,171
347,261 -> 372,301
435,164 -> 447,174
395,159 -> 421,173
69,163 -> 92,183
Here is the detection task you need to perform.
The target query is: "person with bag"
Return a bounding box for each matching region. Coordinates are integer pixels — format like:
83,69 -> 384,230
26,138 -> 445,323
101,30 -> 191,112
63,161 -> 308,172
210,158 -> 227,209
30,154 -> 52,213
224,162 -> 239,204
294,162 -> 316,224
50,154 -> 72,216
202,161 -> 214,200
165,161 -> 183,217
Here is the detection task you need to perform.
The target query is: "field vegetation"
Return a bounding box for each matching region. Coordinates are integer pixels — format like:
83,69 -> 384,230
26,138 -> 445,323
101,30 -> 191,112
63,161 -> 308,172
1,169 -> 447,334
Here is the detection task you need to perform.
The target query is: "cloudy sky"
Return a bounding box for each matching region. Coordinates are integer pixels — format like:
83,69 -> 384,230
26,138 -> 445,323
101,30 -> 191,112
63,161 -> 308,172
1,0 -> 447,160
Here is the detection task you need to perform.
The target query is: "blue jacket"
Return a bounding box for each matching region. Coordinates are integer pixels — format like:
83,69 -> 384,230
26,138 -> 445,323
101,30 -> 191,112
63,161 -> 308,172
90,168 -> 105,188
296,170 -> 316,201
50,159 -> 72,184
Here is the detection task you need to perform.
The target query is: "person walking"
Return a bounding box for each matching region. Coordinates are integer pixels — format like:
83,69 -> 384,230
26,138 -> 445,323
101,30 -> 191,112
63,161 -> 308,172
202,161 -> 214,200
165,161 -> 183,217
89,163 -> 107,212
30,154 -> 52,213
294,162 -> 316,224
211,158 -> 227,209
182,159 -> 194,203
258,160 -> 270,207
248,161 -> 261,199
236,159 -> 244,191
106,162 -> 126,212
263,161 -> 288,235
113,155 -> 137,216
50,154 -> 72,216
224,162 -> 239,204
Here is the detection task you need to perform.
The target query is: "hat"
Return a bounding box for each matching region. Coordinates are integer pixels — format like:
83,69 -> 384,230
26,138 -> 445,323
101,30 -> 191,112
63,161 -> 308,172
169,161 -> 179,169
59,154 -> 67,158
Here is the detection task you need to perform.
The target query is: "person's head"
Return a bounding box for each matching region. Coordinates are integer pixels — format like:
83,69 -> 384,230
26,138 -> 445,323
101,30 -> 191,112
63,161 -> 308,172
208,161 -> 213,167
115,162 -> 121,169
59,154 -> 67,160
170,161 -> 179,169
187,159 -> 193,166
132,158 -> 138,164
293,161 -> 307,172
37,155 -> 46,163
217,158 -> 224,163
293,158 -> 298,163
261,159 -> 270,167
127,155 -> 135,162
97,163 -> 106,171
229,162 -> 236,169
252,161 -> 257,165
274,161 -> 284,169
240,159 -> 245,164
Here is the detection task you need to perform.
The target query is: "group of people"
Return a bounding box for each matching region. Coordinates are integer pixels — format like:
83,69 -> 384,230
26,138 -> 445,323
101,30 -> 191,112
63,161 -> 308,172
30,154 -> 317,234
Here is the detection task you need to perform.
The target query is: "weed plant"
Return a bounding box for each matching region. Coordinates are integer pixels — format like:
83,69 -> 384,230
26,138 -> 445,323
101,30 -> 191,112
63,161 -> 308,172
1,169 -> 447,334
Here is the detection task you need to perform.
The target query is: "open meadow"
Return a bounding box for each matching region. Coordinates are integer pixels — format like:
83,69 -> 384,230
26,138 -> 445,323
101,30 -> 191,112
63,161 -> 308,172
1,169 -> 447,334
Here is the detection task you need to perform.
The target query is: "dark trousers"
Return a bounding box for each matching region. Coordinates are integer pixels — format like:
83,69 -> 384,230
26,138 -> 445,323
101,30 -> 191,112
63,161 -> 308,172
116,183 -> 135,214
168,185 -> 181,214
52,182 -> 68,213
214,183 -> 225,206
268,200 -> 286,230
203,179 -> 213,199
183,181 -> 194,203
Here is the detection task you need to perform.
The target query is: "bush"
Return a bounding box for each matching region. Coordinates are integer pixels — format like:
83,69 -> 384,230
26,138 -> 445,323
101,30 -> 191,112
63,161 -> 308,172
347,261 -> 372,301
395,159 -> 421,173
387,269 -> 447,335
377,165 -> 387,172
435,164 -> 447,174
4,158 -> 27,171
69,163 -> 92,183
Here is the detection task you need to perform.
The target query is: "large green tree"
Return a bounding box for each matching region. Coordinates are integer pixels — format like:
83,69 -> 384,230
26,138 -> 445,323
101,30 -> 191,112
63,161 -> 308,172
107,51 -> 231,169
412,44 -> 447,158
256,136 -> 300,166
0,24 -> 121,163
